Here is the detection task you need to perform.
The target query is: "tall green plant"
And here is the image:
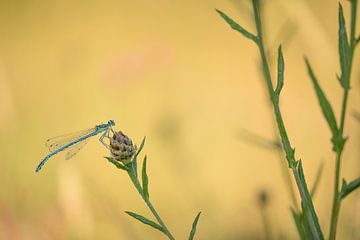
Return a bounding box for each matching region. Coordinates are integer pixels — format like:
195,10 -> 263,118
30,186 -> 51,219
305,1 -> 359,239
217,0 -> 360,239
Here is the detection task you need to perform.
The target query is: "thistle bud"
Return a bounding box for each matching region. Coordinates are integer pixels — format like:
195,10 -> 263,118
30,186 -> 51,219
110,131 -> 137,163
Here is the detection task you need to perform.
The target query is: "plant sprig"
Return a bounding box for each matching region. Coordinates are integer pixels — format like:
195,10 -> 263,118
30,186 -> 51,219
304,1 -> 358,239
217,0 -> 324,238
107,135 -> 201,240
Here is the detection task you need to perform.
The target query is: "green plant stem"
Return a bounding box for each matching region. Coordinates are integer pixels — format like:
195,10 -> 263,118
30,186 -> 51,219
127,169 -> 175,240
329,1 -> 357,239
251,0 -> 323,237
329,151 -> 342,240
276,146 -> 300,212
262,6 -> 300,212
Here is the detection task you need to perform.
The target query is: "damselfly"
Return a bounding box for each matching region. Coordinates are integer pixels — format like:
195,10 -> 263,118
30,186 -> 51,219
35,120 -> 115,173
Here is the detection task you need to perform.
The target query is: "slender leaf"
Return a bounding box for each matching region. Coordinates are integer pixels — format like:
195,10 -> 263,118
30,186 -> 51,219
104,156 -> 127,171
130,136 -> 146,178
275,45 -> 284,96
188,212 -> 202,240
310,161 -> 324,197
125,211 -> 165,233
295,160 -> 324,240
305,58 -> 340,150
338,3 -> 350,89
215,9 -> 258,43
301,201 -> 314,240
290,208 -> 307,240
356,35 -> 360,45
340,177 -> 360,199
142,155 -> 149,199
135,137 -> 146,158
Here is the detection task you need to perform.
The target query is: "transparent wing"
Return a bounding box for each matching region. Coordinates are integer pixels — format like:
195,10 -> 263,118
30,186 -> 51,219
64,138 -> 90,160
45,127 -> 95,152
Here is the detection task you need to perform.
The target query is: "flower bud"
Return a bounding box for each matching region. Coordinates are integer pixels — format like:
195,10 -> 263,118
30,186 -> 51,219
110,131 -> 137,163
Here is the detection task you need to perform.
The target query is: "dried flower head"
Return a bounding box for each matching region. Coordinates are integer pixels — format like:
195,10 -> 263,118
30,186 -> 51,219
110,131 -> 137,163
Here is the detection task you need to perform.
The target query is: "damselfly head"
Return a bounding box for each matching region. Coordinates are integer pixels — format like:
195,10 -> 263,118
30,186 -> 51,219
108,119 -> 116,126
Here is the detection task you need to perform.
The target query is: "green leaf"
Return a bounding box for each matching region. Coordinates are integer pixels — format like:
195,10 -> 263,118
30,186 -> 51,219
135,137 -> 146,158
338,3 -> 350,89
142,155 -> 149,199
215,9 -> 258,43
104,156 -> 127,171
340,176 -> 360,199
130,137 -> 146,178
305,58 -> 340,150
274,45 -> 284,96
294,160 -> 324,240
356,35 -> 360,45
310,161 -> 324,197
290,209 -> 307,240
125,211 -> 165,233
300,201 -> 314,240
188,212 -> 202,240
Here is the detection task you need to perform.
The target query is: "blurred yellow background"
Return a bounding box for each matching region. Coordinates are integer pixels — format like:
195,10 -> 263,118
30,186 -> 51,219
0,0 -> 359,239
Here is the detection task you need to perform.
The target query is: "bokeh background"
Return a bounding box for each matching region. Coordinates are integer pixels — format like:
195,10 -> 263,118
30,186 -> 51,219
0,0 -> 359,239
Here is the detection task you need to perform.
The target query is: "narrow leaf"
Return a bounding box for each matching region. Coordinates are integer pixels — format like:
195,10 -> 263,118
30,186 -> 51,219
310,161 -> 324,197
125,211 -> 164,233
131,136 -> 146,178
340,176 -> 360,199
290,208 -> 307,240
135,137 -> 146,158
295,160 -> 324,239
356,35 -> 360,45
275,45 -> 284,96
301,201 -> 315,240
188,212 -> 202,240
305,58 -> 340,149
142,155 -> 149,199
104,156 -> 127,171
215,9 -> 258,43
338,3 -> 350,89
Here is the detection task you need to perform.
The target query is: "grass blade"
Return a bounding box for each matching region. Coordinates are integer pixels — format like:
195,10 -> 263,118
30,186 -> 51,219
188,212 -> 202,240
125,211 -> 165,233
305,58 -> 340,150
142,155 -> 149,199
215,9 -> 258,43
